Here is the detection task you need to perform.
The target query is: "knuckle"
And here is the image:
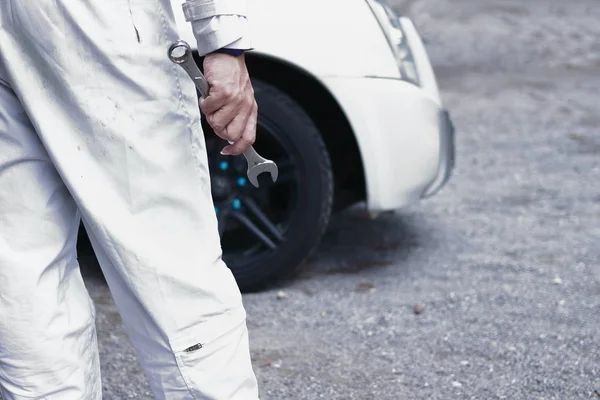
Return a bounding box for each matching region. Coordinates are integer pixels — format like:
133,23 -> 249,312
208,114 -> 229,133
211,121 -> 225,133
219,130 -> 230,140
241,100 -> 253,115
235,91 -> 246,105
228,130 -> 242,142
222,87 -> 235,100
243,133 -> 255,146
240,135 -> 250,144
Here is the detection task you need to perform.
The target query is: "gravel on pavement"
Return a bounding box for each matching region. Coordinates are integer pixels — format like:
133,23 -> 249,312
75,0 -> 600,398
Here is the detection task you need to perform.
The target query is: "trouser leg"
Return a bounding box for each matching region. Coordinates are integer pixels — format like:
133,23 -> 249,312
1,1 -> 259,398
0,77 -> 101,398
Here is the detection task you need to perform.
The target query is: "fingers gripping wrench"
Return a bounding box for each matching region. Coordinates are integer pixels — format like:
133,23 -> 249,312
167,40 -> 278,188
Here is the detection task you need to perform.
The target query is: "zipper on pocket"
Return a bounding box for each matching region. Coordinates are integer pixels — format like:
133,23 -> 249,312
184,343 -> 203,352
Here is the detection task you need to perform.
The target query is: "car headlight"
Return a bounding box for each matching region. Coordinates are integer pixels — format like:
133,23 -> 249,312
365,0 -> 420,86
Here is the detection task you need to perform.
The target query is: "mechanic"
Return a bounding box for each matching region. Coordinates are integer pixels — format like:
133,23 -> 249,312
0,0 -> 259,399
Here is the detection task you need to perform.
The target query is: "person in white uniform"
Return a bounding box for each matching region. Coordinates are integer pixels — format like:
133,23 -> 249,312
0,0 -> 260,399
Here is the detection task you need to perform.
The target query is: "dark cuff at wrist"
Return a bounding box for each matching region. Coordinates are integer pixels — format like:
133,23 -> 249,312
212,48 -> 245,57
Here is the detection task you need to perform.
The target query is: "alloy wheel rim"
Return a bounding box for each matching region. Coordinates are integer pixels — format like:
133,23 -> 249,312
204,118 -> 301,265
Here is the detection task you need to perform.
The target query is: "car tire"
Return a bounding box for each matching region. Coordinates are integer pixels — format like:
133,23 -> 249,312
204,79 -> 334,292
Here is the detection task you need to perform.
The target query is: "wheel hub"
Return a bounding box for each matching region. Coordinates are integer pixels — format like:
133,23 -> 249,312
211,175 -> 233,200
204,121 -> 299,269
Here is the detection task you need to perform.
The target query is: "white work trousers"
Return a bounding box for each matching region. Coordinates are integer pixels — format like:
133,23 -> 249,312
0,1 -> 259,399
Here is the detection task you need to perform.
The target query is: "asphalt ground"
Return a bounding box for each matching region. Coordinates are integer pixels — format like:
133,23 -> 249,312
75,0 -> 600,398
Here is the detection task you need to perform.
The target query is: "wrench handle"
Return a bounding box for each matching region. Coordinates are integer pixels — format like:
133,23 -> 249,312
180,61 -> 209,98
242,145 -> 264,167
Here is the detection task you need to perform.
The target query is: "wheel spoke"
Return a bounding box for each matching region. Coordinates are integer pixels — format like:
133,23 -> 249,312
207,119 -> 301,259
230,211 -> 278,250
242,197 -> 285,242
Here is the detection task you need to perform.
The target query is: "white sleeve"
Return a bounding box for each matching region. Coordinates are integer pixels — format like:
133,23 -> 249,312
182,0 -> 252,56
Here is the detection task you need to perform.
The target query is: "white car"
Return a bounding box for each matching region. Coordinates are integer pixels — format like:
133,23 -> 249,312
171,0 -> 455,291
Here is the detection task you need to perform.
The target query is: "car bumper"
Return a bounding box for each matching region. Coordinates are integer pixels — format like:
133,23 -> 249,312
321,76 -> 455,212
421,109 -> 455,198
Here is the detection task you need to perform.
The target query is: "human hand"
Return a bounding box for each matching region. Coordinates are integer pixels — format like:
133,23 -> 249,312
199,52 -> 257,156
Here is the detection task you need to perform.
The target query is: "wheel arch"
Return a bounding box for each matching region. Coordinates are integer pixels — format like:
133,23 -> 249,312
244,53 -> 367,210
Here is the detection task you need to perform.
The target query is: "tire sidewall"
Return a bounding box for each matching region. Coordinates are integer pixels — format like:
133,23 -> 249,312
225,79 -> 333,291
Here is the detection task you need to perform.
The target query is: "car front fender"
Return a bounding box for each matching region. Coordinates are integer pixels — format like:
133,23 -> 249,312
170,0 -> 453,212
170,0 -> 400,79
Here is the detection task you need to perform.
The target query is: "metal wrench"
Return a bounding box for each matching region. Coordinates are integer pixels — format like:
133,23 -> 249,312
167,40 -> 278,188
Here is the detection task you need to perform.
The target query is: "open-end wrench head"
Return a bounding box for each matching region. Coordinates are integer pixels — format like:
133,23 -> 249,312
247,161 -> 278,188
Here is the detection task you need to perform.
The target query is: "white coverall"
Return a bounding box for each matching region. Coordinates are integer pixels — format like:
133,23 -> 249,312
0,0 -> 258,399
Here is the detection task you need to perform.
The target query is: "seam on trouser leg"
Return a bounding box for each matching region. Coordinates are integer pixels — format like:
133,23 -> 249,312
152,5 -> 255,395
155,0 -> 194,125
155,0 -> 208,189
153,1 -> 206,397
